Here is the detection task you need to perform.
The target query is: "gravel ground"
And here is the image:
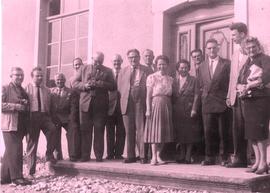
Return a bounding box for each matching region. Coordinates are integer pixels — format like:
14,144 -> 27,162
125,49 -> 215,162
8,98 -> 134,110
1,159 -> 209,193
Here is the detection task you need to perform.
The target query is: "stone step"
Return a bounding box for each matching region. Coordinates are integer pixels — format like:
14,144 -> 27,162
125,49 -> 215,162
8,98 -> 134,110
53,160 -> 270,193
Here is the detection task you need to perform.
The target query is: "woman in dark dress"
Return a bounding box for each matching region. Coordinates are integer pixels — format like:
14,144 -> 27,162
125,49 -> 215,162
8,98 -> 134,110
173,59 -> 201,163
237,37 -> 270,174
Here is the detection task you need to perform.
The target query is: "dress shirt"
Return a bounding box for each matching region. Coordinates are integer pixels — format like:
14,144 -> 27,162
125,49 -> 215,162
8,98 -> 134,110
29,84 -> 45,112
130,65 -> 141,86
209,56 -> 219,77
179,75 -> 187,90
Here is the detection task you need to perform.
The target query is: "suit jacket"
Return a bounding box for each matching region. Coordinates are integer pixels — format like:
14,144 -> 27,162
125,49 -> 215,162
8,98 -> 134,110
25,83 -> 52,113
174,74 -> 199,113
117,64 -> 150,115
2,83 -> 29,132
72,64 -> 115,112
198,57 -> 231,113
50,86 -> 73,124
227,49 -> 248,106
108,72 -> 120,116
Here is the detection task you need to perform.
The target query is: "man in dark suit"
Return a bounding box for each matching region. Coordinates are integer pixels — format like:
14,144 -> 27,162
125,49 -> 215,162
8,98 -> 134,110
51,73 -> 80,162
226,22 -> 249,168
72,51 -> 115,162
25,67 -> 57,178
197,38 -> 231,166
106,54 -> 126,160
190,49 -> 203,77
1,67 -> 31,185
118,49 -> 150,164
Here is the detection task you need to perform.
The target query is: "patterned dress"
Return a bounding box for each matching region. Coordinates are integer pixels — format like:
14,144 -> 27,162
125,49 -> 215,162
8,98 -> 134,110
144,72 -> 174,143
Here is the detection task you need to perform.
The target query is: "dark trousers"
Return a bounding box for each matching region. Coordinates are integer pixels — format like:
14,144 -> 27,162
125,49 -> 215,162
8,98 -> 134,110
80,97 -> 108,160
106,110 -> 125,157
54,122 -> 81,160
26,112 -> 56,175
1,130 -> 24,182
231,97 -> 247,164
122,97 -> 148,159
203,112 -> 229,161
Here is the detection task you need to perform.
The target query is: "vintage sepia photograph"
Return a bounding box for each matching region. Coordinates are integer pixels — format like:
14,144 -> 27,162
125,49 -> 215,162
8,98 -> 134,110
1,0 -> 270,192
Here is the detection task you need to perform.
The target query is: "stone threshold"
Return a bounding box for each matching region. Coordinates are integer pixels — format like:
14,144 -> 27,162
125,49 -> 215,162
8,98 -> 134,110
53,160 -> 270,193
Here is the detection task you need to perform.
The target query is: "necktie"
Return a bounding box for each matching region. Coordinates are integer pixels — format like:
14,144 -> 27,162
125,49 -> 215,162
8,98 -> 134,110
130,67 -> 136,85
37,87 -> 41,112
210,60 -> 214,79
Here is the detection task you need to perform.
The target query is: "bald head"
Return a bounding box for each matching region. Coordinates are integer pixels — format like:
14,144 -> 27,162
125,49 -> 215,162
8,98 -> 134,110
92,51 -> 104,66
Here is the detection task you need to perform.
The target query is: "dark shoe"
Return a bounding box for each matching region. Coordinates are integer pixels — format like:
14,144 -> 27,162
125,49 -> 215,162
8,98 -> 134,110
226,162 -> 247,168
96,158 -> 103,162
49,157 -> 57,164
106,155 -> 114,160
140,158 -> 148,164
1,179 -> 11,184
79,157 -> 90,162
123,158 -> 137,163
220,160 -> 229,167
255,165 -> 269,175
176,159 -> 185,164
185,159 -> 191,164
69,157 -> 78,162
201,160 -> 215,166
12,178 -> 32,186
246,167 -> 258,173
115,155 -> 124,160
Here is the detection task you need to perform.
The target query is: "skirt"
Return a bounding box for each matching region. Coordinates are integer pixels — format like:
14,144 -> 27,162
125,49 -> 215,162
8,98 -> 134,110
242,97 -> 270,140
144,96 -> 174,143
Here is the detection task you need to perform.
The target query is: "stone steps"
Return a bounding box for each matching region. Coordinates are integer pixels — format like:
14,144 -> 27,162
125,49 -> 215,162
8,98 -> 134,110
53,160 -> 270,193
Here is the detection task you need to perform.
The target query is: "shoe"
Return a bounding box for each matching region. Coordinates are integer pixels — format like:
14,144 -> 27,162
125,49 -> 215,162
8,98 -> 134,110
106,155 -> 114,160
69,157 -> 78,162
255,165 -> 269,175
176,159 -> 185,164
226,162 -> 247,168
96,158 -> 103,162
49,157 -> 57,164
79,157 -> 90,162
1,179 -> 11,184
12,178 -> 32,186
185,159 -> 191,164
201,160 -> 215,166
123,158 -> 137,163
246,167 -> 258,173
26,174 -> 35,180
115,155 -> 124,160
220,160 -> 229,167
150,159 -> 157,166
157,158 -> 166,165
140,158 -> 148,164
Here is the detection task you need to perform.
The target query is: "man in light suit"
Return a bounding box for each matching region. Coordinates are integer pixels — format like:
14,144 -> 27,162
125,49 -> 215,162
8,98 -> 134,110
197,38 -> 231,166
226,22 -> 249,168
72,51 -> 115,162
51,73 -> 80,162
118,49 -> 150,164
25,67 -> 56,177
106,54 -> 126,160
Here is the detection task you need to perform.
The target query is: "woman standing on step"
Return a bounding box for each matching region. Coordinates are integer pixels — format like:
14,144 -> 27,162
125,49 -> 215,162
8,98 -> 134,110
144,55 -> 175,165
238,37 -> 270,175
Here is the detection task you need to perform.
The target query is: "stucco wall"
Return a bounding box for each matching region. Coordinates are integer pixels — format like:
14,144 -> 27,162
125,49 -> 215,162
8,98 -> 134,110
248,0 -> 270,54
2,0 -> 37,86
92,0 -> 153,67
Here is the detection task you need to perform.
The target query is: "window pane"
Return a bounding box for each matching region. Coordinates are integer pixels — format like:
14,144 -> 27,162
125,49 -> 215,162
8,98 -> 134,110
49,0 -> 60,16
61,41 -> 75,64
47,44 -> 59,66
63,0 -> 78,14
78,38 -> 88,61
78,13 -> 88,37
46,67 -> 58,87
48,21 -> 60,43
60,65 -> 74,85
62,16 -> 76,41
79,0 -> 89,9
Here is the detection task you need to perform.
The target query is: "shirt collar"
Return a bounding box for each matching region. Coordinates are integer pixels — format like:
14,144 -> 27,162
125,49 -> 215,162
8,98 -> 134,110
209,56 -> 219,62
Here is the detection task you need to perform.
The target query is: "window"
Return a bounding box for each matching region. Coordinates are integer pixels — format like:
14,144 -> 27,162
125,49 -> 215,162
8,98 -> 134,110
46,0 -> 89,86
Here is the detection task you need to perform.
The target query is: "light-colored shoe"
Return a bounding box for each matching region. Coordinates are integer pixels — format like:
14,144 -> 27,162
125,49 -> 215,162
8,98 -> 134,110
157,158 -> 166,165
150,159 -> 157,166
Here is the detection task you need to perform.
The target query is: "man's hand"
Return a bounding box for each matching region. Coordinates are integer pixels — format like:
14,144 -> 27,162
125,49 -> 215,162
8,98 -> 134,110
84,79 -> 96,90
16,104 -> 26,111
226,98 -> 231,107
145,110 -> 151,117
191,110 -> 197,118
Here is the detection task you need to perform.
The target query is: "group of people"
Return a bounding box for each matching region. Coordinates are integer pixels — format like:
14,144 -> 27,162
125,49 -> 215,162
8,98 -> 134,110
1,22 -> 270,186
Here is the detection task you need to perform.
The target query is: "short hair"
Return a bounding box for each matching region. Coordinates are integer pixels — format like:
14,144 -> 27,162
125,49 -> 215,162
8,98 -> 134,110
190,49 -> 203,56
31,67 -> 43,77
127,49 -> 140,56
154,55 -> 169,65
244,36 -> 261,48
143,49 -> 154,56
10,67 -> 24,77
176,59 -> 190,70
73,57 -> 83,64
230,22 -> 248,35
54,72 -> 66,80
205,38 -> 218,46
